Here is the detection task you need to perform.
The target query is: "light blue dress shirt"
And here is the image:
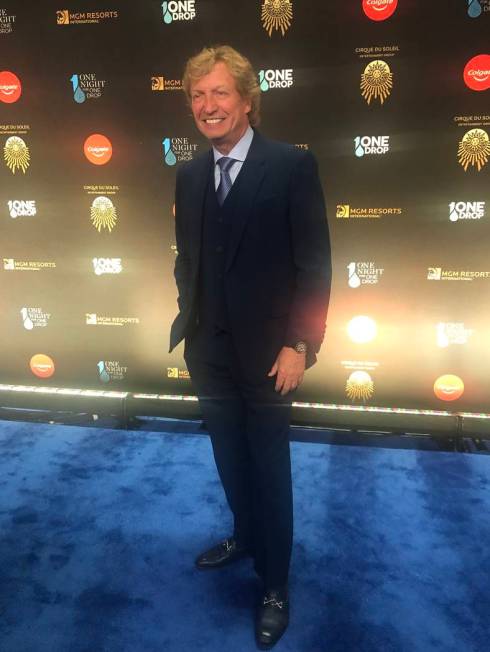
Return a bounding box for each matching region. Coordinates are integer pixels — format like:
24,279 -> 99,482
212,125 -> 254,190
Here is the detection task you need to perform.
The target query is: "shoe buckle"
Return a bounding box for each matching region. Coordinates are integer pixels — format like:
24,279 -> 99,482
263,597 -> 284,609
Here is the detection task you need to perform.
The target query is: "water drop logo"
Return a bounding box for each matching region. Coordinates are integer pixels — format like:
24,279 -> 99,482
468,0 -> 482,17
97,361 -> 111,383
20,307 -> 34,330
70,74 -> 86,103
162,1 -> 173,23
354,137 -> 365,157
162,138 -> 177,166
347,262 -> 361,288
258,71 -> 270,92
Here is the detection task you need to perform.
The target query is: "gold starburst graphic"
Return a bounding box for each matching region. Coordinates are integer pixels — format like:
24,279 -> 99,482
261,0 -> 293,37
4,136 -> 30,174
458,129 -> 490,172
360,60 -> 393,105
90,196 -> 117,232
346,371 -> 374,401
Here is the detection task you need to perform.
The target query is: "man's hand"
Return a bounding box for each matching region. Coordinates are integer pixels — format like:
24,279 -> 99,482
268,346 -> 306,396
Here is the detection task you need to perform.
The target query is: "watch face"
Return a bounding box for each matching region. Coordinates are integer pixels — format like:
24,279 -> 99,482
294,341 -> 307,353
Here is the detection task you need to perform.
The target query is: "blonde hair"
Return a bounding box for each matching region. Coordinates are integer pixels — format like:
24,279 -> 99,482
183,45 -> 261,127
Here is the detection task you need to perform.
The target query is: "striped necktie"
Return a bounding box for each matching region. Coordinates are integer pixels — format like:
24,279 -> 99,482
216,157 -> 237,206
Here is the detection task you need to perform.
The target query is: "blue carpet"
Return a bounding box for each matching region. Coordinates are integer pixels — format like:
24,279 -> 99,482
0,419 -> 489,652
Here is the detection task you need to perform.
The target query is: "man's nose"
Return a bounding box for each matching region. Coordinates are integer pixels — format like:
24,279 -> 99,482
202,95 -> 217,114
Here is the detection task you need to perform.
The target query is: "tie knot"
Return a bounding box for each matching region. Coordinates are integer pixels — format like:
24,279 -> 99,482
217,156 -> 236,173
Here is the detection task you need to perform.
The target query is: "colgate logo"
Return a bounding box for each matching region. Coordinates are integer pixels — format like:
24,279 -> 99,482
84,134 -> 113,165
362,0 -> 398,21
0,71 -> 21,103
464,55 -> 490,91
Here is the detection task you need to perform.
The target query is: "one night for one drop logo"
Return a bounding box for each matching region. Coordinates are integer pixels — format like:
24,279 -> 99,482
162,137 -> 197,165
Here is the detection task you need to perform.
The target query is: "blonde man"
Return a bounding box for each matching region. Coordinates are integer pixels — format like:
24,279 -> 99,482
170,45 -> 331,649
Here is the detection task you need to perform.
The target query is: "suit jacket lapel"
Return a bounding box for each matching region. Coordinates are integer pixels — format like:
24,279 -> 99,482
186,149 -> 213,257
225,132 -> 266,271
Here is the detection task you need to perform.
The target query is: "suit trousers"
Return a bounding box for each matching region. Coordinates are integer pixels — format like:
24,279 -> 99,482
184,325 -> 293,589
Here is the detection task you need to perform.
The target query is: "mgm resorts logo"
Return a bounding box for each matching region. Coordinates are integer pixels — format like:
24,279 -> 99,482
261,0 -> 293,37
360,60 -> 393,105
427,267 -> 490,281
151,76 -> 183,91
354,135 -> 390,157
336,204 -> 402,219
86,313 -> 139,326
458,129 -> 490,171
3,136 -> 30,174
98,360 -> 127,382
8,200 -> 36,218
161,1 -> 196,24
258,69 -> 294,91
467,0 -> 490,17
162,137 -> 198,165
167,367 -> 190,379
449,201 -> 485,221
4,258 -> 56,271
56,9 -> 118,25
70,73 -> 106,103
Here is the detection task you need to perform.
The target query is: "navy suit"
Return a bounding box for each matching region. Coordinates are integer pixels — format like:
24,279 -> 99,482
170,130 -> 331,587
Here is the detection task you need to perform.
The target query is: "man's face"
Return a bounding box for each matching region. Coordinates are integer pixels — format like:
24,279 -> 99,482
190,61 -> 252,152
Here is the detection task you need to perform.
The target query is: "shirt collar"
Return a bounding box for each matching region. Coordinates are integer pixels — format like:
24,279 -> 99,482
213,125 -> 254,164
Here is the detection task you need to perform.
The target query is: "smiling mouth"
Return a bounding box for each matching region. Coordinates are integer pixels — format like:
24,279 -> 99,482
203,118 -> 225,124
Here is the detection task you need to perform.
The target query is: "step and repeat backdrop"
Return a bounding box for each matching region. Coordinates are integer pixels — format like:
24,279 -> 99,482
1,1 -> 489,414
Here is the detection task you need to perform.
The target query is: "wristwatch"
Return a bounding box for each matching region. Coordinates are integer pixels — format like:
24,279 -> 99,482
292,340 -> 308,354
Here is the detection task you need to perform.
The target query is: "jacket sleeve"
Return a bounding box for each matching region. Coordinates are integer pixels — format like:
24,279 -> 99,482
284,149 -> 332,356
173,166 -> 191,314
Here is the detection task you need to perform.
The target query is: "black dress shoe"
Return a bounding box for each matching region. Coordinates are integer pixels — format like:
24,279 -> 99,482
195,537 -> 249,570
255,587 -> 289,649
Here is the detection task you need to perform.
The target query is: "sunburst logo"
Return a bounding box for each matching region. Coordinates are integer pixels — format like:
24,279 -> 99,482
90,196 -> 117,233
360,60 -> 393,105
346,370 -> 374,401
4,136 -> 30,174
458,128 -> 490,171
261,0 -> 293,37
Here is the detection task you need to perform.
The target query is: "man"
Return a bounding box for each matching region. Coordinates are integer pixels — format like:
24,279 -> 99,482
169,45 -> 331,649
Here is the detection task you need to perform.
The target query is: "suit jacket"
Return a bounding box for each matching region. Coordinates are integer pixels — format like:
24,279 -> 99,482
169,129 -> 331,374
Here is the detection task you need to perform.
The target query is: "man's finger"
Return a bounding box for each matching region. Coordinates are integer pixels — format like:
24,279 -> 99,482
268,361 -> 278,377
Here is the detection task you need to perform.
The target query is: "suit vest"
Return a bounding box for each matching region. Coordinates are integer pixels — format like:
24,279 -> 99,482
197,164 -> 238,332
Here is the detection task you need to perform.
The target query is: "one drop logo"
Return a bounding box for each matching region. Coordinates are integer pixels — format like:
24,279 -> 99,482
20,307 -> 34,330
161,1 -> 196,23
468,0 -> 482,18
347,262 -> 361,288
449,201 -> 485,221
8,200 -> 36,218
362,0 -> 398,21
97,361 -> 110,383
70,74 -> 86,103
258,69 -> 293,91
464,55 -> 490,91
354,136 -> 390,157
162,138 -> 177,165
